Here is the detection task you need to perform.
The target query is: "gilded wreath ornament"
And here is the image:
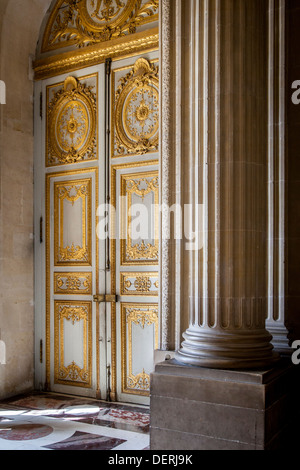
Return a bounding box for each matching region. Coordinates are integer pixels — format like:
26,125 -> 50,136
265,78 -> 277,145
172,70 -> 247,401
47,76 -> 97,166
114,58 -> 159,156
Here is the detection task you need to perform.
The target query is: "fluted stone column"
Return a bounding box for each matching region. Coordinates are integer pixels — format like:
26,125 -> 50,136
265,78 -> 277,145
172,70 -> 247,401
266,0 -> 290,355
168,0 -> 279,369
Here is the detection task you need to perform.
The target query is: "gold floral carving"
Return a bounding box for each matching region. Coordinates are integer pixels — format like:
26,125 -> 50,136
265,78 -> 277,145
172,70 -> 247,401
54,272 -> 92,294
109,161 -> 158,401
127,370 -> 149,390
42,0 -> 159,52
113,58 -> 159,156
47,75 -> 97,166
120,272 -> 158,295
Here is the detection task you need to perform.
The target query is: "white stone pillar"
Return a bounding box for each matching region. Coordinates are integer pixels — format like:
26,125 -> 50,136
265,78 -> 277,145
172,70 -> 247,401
164,0 -> 280,368
266,0 -> 290,355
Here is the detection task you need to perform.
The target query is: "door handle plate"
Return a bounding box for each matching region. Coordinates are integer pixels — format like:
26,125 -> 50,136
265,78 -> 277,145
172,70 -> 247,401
93,294 -> 117,303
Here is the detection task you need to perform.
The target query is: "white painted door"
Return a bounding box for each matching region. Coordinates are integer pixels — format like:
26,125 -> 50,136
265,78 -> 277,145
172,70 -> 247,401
109,51 -> 159,405
34,50 -> 159,405
34,65 -> 107,399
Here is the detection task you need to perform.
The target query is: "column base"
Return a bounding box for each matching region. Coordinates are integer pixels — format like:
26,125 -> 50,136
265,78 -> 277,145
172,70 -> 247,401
175,326 -> 280,369
150,358 -> 299,450
267,323 -> 292,356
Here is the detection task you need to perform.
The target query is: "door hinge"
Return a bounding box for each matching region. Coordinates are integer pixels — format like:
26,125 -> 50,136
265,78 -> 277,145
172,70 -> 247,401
40,339 -> 43,364
106,365 -> 111,402
93,294 -> 117,303
40,92 -> 43,119
40,216 -> 43,243
105,58 -> 112,76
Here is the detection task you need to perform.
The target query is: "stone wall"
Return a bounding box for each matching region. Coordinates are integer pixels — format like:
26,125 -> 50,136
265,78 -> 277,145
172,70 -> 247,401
0,0 -> 51,399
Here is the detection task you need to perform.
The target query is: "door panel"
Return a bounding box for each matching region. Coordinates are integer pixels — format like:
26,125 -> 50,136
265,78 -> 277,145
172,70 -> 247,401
41,65 -> 106,399
35,51 -> 159,404
109,51 -> 159,405
46,167 -> 102,398
54,300 -> 93,389
121,302 -> 159,397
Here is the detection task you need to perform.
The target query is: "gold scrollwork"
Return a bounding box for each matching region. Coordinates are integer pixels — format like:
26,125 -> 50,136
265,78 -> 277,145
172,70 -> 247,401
120,272 -> 159,296
127,370 -> 149,391
54,272 -> 92,295
47,75 -> 97,166
54,302 -> 92,388
54,179 -> 92,265
121,303 -> 158,395
113,58 -> 159,157
42,0 -> 159,52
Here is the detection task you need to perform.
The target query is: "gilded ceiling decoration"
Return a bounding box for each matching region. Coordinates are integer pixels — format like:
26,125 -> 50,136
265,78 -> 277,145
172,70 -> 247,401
42,0 -> 159,52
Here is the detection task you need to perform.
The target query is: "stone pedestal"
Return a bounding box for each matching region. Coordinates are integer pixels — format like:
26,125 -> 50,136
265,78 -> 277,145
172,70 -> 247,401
150,359 -> 299,450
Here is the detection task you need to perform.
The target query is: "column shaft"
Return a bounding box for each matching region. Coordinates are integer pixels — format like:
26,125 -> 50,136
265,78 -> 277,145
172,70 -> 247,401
173,0 -> 279,368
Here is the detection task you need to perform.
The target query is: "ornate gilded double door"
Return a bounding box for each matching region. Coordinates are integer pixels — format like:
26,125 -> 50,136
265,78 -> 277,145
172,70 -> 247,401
34,51 -> 159,405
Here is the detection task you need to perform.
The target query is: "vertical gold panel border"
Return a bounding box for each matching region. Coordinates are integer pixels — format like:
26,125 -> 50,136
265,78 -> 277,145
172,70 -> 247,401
46,167 -> 99,391
110,160 -> 158,401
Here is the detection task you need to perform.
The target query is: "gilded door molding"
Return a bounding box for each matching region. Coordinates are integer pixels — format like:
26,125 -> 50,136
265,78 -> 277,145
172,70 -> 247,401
45,167 -> 99,391
34,28 -> 159,81
54,272 -> 93,295
120,272 -> 159,296
54,301 -> 92,388
121,303 -> 159,396
54,178 -> 92,265
110,159 -> 158,401
120,170 -> 159,265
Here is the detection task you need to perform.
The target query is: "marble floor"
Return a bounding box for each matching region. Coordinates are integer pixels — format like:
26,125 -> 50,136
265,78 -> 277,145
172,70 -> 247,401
0,392 -> 150,450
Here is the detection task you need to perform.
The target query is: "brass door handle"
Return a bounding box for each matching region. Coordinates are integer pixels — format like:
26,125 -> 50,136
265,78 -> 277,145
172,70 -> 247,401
93,294 -> 117,303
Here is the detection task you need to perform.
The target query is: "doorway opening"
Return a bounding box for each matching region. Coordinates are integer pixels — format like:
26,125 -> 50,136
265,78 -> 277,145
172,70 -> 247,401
34,0 -> 160,406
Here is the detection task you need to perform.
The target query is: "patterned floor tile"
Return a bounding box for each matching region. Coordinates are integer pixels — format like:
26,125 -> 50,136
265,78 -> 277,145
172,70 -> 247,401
43,430 -> 126,450
0,423 -> 53,441
0,393 -> 150,450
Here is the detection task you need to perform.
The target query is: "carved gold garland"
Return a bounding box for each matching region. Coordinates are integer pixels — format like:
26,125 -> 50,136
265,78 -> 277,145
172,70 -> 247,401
42,0 -> 159,52
47,76 -> 97,166
113,58 -> 159,156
